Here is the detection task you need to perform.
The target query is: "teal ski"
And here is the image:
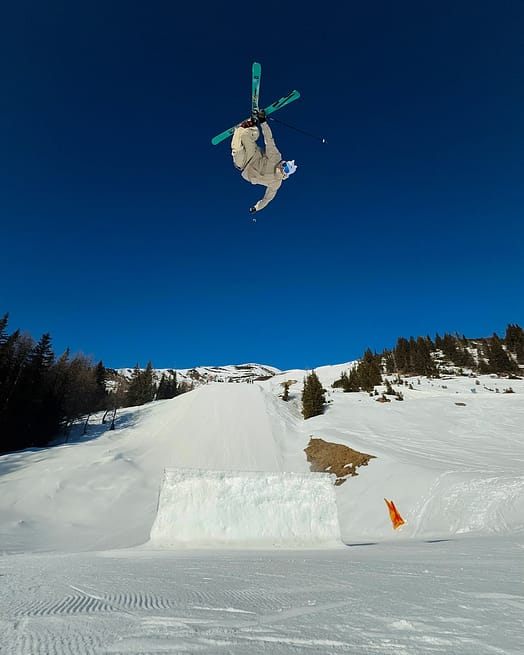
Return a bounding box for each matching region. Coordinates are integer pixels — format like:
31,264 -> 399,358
211,90 -> 301,145
252,61 -> 261,114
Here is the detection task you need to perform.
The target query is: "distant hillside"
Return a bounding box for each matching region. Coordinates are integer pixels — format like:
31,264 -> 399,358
1,308 -> 522,456
377,324 -> 523,377
332,325 -> 523,395
113,362 -> 281,386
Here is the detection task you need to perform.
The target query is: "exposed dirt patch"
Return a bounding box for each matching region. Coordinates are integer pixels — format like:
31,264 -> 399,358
304,437 -> 376,485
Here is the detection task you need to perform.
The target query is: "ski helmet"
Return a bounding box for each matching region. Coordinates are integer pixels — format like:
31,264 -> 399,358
282,160 -> 297,177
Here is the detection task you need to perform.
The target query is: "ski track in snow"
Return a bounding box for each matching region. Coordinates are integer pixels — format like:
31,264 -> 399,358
1,538 -> 523,654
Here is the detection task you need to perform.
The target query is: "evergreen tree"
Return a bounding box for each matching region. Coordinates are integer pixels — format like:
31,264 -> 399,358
30,333 -> 55,371
0,313 -> 8,346
505,324 -> 524,364
357,349 -> 383,392
393,337 -> 410,374
441,333 -> 458,362
347,367 -> 361,391
383,349 -> 396,375
332,371 -> 347,390
301,371 -> 326,419
384,379 -> 396,395
127,364 -> 143,407
127,362 -> 156,406
0,316 -> 118,454
332,369 -> 360,392
486,333 -> 518,373
142,361 -> 156,403
156,370 -> 178,400
20,333 -> 59,446
281,380 -> 291,401
94,361 -> 108,410
414,336 -> 437,376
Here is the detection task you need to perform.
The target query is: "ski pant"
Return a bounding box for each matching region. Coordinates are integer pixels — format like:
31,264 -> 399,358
231,126 -> 260,171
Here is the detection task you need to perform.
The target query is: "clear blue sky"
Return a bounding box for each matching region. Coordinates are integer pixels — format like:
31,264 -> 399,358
2,1 -> 523,371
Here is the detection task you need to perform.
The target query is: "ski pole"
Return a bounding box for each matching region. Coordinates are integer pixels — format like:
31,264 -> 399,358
268,116 -> 327,144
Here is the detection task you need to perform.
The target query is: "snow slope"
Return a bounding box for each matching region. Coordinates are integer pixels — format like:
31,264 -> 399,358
270,368 -> 524,541
1,368 -> 523,653
274,367 -> 524,540
0,383 -> 293,553
1,372 -> 523,553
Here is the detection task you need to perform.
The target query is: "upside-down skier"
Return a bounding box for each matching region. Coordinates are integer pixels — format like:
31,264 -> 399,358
231,109 -> 297,214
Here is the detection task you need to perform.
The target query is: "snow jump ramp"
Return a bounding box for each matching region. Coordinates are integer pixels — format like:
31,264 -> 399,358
150,468 -> 343,548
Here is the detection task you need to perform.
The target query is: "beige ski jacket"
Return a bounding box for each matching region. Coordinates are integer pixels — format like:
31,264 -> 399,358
241,122 -> 285,211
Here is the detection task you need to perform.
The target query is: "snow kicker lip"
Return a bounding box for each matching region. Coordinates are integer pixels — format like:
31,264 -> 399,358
149,468 -> 342,549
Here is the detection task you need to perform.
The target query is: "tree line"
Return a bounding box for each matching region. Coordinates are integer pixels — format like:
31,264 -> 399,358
3,312 -> 522,449
382,325 -> 523,377
304,324 -> 523,419
0,314 -> 186,455
332,324 -> 523,396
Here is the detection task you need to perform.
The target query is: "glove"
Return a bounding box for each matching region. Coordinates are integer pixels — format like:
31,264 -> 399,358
249,206 -> 257,213
256,109 -> 266,124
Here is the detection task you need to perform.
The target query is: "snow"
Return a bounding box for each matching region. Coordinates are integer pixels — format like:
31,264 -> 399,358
1,369 -> 523,653
150,469 -> 342,548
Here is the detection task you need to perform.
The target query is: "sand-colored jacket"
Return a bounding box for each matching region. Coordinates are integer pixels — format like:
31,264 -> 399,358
241,123 -> 284,211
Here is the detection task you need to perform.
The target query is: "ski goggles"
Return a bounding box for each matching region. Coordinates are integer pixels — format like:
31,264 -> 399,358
282,162 -> 291,175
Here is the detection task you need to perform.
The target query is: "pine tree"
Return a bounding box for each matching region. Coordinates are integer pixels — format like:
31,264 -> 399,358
0,317 -> 117,454
486,333 -> 518,373
505,324 -> 524,364
383,349 -> 396,375
332,371 -> 348,390
339,368 -> 361,392
357,349 -> 383,392
127,362 -> 156,406
30,333 -> 55,371
127,363 -> 143,407
301,371 -> 326,419
157,370 -> 178,400
347,367 -> 361,391
414,337 -> 437,376
142,362 -> 156,403
393,337 -> 410,374
94,361 -> 108,409
0,313 -> 8,346
441,333 -> 458,362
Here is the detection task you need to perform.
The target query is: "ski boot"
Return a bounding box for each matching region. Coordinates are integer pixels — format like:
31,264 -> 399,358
240,110 -> 266,129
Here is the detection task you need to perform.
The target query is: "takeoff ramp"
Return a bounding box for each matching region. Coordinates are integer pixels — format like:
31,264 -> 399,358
150,469 -> 342,548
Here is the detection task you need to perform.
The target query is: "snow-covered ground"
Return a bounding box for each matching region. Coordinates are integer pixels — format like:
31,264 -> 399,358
1,368 -> 523,653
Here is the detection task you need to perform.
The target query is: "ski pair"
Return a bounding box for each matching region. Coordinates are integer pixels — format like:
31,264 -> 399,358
211,62 -> 300,145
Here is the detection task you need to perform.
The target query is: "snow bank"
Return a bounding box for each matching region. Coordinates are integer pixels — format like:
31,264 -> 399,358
149,469 -> 342,548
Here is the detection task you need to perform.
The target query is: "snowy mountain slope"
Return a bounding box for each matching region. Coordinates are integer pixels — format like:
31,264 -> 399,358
1,367 -> 524,655
266,369 -> 524,539
115,362 -> 281,386
0,368 -> 523,554
0,383 -> 298,553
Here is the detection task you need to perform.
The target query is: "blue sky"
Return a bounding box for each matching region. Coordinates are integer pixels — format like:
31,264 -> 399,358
2,1 -> 523,371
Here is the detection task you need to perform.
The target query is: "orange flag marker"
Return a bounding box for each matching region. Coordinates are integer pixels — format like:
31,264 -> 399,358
384,498 -> 405,530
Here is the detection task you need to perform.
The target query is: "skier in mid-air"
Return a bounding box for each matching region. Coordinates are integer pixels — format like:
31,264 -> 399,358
231,109 -> 297,214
